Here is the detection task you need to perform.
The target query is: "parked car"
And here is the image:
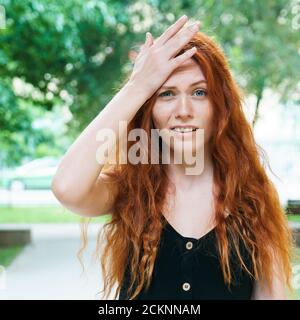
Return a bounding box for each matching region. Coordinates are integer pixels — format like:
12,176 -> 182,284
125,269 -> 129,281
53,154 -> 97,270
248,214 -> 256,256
0,156 -> 60,190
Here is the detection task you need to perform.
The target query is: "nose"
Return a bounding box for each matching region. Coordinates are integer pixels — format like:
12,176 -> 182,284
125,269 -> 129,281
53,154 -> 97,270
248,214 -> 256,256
174,95 -> 193,120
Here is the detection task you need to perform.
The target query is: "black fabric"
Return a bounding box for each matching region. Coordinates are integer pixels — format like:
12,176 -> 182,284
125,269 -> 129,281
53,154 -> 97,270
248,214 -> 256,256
118,216 -> 255,300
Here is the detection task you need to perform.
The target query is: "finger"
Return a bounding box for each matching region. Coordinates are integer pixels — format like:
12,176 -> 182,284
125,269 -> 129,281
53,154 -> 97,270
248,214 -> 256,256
147,32 -> 154,46
166,21 -> 200,58
171,46 -> 197,68
153,15 -> 188,48
145,32 -> 152,47
139,32 -> 152,54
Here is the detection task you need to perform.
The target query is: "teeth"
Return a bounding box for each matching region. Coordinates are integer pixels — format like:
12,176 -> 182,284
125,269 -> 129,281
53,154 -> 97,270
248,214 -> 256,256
171,127 -> 197,133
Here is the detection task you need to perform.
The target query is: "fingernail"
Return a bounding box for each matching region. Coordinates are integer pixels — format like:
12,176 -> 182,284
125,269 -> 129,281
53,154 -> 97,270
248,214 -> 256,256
191,21 -> 200,30
179,15 -> 187,21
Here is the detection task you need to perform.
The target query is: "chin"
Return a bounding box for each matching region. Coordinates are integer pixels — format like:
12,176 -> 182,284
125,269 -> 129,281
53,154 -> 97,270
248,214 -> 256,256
160,143 -> 203,165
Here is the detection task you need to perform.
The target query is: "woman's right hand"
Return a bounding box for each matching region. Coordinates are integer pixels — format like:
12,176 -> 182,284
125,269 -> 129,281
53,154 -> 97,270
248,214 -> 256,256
127,15 -> 201,97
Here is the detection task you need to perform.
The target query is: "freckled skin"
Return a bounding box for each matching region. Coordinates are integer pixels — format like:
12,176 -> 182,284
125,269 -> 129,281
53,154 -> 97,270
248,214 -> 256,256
151,58 -> 216,238
151,58 -> 214,157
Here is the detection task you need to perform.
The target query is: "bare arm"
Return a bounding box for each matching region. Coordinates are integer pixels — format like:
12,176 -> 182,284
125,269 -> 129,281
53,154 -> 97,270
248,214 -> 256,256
251,274 -> 287,300
251,250 -> 287,300
51,81 -> 150,217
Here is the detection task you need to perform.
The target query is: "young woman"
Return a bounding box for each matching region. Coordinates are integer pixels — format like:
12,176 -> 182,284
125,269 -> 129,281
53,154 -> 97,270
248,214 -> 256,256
51,15 -> 295,300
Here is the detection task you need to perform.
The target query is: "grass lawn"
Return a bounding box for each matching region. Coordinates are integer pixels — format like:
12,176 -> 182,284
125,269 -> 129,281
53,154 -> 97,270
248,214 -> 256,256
287,214 -> 300,222
0,206 -> 298,224
0,205 -> 111,224
0,245 -> 25,267
0,206 -> 111,268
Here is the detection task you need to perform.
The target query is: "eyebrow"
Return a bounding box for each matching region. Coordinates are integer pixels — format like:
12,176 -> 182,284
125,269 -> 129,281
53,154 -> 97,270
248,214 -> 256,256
160,80 -> 207,90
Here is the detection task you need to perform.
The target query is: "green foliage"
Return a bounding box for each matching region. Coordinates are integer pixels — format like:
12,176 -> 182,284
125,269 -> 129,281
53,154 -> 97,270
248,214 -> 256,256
0,0 -> 299,165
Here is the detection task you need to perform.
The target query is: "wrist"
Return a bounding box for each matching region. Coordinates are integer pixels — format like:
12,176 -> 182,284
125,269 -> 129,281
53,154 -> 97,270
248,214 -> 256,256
124,80 -> 154,102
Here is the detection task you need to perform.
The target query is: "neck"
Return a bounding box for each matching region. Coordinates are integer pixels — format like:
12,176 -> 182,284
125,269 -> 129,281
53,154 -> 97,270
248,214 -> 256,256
167,143 -> 214,190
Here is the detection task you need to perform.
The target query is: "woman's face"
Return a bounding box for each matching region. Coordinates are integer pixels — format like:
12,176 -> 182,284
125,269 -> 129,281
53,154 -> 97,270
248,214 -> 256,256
151,58 -> 213,162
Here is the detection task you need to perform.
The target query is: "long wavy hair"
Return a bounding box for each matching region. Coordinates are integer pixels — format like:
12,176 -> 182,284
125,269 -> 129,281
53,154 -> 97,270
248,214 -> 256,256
78,31 -> 296,300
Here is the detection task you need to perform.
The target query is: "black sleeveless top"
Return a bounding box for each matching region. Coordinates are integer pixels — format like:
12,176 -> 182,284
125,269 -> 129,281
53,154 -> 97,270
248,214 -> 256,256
118,217 -> 254,300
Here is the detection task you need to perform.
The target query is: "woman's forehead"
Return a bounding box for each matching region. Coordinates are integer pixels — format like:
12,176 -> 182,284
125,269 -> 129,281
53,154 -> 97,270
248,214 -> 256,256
163,59 -> 205,85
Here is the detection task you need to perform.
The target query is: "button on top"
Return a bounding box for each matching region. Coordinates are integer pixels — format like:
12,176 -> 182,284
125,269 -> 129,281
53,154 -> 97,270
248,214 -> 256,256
186,241 -> 193,250
182,282 -> 191,291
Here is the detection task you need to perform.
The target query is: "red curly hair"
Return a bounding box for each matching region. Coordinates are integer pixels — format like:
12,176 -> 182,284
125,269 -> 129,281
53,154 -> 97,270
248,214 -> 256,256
78,31 -> 295,300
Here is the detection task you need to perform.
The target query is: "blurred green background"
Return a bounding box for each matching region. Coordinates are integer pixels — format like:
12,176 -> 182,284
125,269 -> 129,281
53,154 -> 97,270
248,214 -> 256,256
1,0 -> 300,167
0,0 -> 299,299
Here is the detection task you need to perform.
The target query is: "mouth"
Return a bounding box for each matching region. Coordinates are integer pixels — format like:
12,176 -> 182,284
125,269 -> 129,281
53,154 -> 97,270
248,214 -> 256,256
169,126 -> 199,134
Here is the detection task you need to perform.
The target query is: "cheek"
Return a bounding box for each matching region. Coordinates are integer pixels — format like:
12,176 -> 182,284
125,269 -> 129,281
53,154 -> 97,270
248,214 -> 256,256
193,103 -> 213,136
151,104 -> 170,129
203,107 -> 213,127
200,106 -> 214,140
198,100 -> 213,121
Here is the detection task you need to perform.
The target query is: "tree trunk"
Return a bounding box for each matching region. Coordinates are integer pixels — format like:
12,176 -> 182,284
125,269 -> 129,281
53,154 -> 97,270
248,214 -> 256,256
252,87 -> 264,127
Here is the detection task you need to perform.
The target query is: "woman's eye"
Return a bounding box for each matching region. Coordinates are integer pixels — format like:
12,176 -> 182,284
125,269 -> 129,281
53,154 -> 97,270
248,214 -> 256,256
194,89 -> 207,97
158,89 -> 207,98
158,91 -> 173,97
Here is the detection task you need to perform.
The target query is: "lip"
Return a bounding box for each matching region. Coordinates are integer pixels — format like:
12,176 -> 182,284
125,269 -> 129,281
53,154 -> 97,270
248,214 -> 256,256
169,125 -> 199,130
169,130 -> 197,135
168,126 -> 199,136
169,125 -> 199,134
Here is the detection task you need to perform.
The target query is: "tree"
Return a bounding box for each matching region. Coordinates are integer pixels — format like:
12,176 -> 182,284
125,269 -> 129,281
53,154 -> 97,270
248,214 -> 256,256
0,0 -> 299,167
